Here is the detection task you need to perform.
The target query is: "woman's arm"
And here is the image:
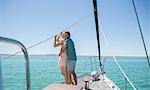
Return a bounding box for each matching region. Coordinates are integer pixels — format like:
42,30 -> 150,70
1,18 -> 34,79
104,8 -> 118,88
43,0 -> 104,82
54,35 -> 61,47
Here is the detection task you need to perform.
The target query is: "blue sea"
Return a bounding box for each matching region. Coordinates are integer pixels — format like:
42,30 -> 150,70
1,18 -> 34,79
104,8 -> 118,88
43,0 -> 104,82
0,55 -> 150,90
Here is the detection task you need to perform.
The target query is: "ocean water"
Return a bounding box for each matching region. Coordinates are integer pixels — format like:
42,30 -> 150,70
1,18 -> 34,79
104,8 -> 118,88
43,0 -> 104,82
0,55 -> 150,90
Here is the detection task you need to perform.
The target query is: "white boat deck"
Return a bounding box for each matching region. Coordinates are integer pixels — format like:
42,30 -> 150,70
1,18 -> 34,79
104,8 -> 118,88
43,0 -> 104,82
42,84 -> 82,90
77,74 -> 111,90
42,73 -> 120,90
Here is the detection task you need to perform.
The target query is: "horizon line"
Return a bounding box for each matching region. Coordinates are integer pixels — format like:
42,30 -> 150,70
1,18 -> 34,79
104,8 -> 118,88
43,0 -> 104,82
0,54 -> 149,57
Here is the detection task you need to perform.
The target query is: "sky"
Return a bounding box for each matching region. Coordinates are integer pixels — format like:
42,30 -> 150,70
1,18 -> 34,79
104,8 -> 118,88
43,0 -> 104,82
0,0 -> 149,56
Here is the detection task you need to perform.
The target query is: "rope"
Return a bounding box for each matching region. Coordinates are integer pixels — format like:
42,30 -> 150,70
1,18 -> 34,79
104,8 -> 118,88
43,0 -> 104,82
0,13 -> 91,61
131,0 -> 150,68
98,19 -> 137,90
101,29 -> 137,90
134,83 -> 142,90
103,56 -> 148,90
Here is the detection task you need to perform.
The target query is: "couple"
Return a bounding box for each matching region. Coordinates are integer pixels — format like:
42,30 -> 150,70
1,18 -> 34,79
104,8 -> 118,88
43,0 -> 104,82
54,31 -> 77,85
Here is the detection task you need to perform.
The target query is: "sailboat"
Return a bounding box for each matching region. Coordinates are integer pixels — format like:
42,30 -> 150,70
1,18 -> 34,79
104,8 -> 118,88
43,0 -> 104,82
0,0 -> 149,90
42,0 -> 121,90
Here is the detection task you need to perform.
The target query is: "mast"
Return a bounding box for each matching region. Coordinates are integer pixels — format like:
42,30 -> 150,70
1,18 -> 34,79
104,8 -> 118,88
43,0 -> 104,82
92,0 -> 102,68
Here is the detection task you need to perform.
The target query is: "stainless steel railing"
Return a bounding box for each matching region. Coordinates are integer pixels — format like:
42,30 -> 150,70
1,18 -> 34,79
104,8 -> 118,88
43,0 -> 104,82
85,56 -> 138,90
0,36 -> 31,90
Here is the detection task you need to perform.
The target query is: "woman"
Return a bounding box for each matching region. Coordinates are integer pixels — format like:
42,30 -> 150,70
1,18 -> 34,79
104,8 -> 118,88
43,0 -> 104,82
54,32 -> 68,84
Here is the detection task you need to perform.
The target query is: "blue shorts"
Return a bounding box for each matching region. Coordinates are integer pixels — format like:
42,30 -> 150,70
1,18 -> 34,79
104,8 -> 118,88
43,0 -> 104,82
67,60 -> 76,72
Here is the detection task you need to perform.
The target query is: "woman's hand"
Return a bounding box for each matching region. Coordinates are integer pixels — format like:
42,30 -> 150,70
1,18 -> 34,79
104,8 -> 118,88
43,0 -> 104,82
54,35 -> 57,38
54,35 -> 57,47
54,34 -> 61,47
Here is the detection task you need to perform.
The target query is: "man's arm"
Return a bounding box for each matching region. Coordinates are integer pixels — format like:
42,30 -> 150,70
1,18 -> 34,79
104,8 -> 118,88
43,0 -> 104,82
59,45 -> 67,56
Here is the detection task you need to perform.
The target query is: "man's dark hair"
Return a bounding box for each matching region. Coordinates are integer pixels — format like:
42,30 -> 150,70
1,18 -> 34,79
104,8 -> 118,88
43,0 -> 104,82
65,31 -> 70,38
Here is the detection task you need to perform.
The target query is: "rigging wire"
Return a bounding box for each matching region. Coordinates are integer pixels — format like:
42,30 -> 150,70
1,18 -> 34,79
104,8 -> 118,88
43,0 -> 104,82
97,14 -> 137,89
131,0 -> 150,68
0,13 -> 91,61
100,24 -> 137,90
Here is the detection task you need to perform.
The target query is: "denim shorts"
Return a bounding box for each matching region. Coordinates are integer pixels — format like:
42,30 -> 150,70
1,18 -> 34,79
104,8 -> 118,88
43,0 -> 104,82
67,60 -> 76,72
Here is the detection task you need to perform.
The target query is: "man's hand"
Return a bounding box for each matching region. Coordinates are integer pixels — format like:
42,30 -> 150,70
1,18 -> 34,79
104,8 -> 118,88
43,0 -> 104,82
59,45 -> 67,56
58,52 -> 61,56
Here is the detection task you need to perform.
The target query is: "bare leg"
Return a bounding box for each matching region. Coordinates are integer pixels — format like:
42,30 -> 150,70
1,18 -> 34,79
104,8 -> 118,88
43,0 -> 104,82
70,74 -> 75,85
67,71 -> 72,84
72,71 -> 77,85
61,67 -> 68,84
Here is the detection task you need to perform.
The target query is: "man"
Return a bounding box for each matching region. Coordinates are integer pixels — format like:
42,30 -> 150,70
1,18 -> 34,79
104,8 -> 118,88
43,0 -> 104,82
59,31 -> 77,85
